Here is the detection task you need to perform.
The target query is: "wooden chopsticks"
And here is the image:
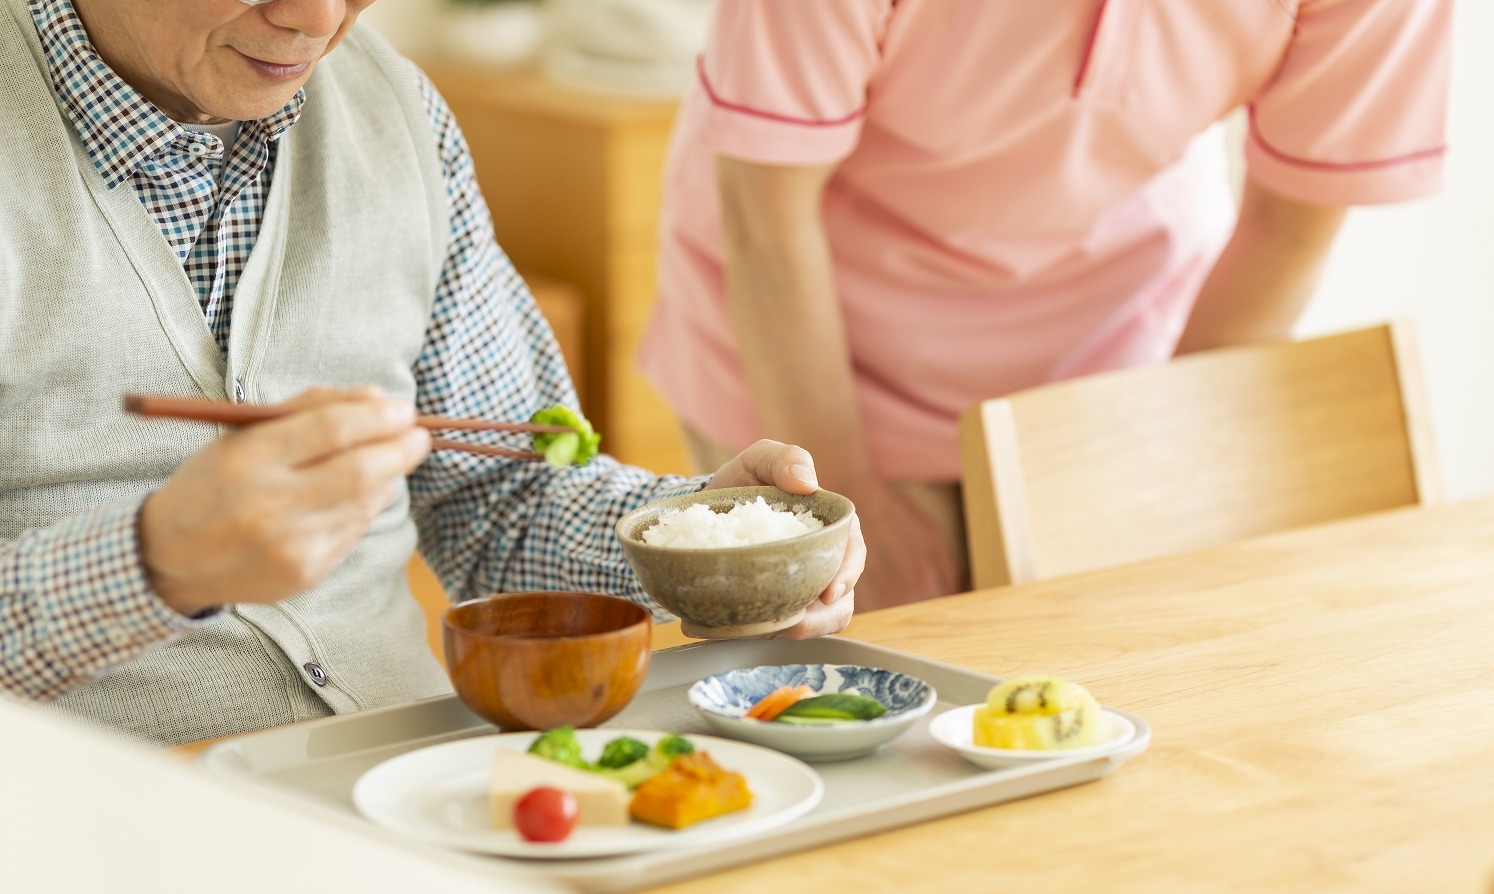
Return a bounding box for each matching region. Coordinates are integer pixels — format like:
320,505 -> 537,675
122,394 -> 571,461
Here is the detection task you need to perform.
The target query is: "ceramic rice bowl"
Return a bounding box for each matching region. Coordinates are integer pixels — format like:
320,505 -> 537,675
615,486 -> 854,638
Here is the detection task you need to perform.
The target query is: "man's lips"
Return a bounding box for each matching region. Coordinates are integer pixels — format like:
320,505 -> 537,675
238,51 -> 313,81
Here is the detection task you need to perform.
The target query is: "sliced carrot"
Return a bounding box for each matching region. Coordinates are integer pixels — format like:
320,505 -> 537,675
744,684 -> 813,722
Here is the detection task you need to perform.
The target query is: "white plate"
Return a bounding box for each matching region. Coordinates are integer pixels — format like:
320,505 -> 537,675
352,729 -> 823,859
928,704 -> 1137,770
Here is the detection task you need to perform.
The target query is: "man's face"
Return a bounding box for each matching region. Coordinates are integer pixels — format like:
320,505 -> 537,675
70,0 -> 376,124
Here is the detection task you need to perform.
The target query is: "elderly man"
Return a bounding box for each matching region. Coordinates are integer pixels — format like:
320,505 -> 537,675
0,0 -> 864,746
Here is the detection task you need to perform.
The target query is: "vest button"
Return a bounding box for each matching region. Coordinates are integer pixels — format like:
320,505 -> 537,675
303,662 -> 328,687
232,379 -> 245,403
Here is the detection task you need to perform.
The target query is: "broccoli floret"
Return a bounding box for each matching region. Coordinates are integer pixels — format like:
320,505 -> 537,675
597,735 -> 649,769
651,733 -> 696,762
595,733 -> 696,789
526,726 -> 589,770
530,405 -> 601,469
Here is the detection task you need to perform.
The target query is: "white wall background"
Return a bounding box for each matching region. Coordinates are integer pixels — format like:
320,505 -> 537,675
362,0 -> 441,56
364,0 -> 1492,500
1295,4 -> 1493,501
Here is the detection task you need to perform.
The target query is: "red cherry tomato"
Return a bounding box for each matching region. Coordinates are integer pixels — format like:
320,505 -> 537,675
513,786 -> 579,843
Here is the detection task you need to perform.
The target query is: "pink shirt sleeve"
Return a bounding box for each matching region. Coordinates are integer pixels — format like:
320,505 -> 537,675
1245,0 -> 1452,206
693,0 -> 894,165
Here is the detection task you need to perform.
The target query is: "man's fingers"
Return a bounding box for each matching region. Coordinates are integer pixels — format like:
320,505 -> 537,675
707,439 -> 819,493
824,511 -> 866,603
243,389 -> 417,469
283,426 -> 430,518
778,589 -> 854,639
138,388 -> 432,616
777,512 -> 864,638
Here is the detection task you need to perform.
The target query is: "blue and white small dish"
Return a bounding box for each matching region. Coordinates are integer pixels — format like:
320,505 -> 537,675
688,664 -> 937,762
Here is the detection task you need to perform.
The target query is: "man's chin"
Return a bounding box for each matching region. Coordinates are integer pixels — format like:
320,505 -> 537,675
203,85 -> 307,123
197,56 -> 316,121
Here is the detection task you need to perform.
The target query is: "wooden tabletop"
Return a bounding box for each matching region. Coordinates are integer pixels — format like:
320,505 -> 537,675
642,497 -> 1494,894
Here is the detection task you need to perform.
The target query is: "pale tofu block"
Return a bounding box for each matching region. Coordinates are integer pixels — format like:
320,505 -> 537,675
490,749 -> 630,829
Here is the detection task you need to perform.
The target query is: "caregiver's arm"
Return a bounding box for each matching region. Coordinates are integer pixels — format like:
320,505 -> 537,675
716,156 -> 957,608
1176,177 -> 1347,354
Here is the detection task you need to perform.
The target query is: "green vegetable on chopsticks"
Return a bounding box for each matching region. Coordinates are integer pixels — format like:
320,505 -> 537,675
530,404 -> 601,469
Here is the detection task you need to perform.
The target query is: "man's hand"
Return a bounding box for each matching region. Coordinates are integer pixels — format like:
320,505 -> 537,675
695,439 -> 865,639
845,482 -> 961,612
138,387 -> 431,617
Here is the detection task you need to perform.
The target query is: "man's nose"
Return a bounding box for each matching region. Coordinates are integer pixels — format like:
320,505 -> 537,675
254,0 -> 348,40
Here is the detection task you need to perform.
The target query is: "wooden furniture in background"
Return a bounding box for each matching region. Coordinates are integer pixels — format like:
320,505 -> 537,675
421,63 -> 691,475
407,555 -> 449,666
959,321 -> 1442,589
523,270 -> 585,390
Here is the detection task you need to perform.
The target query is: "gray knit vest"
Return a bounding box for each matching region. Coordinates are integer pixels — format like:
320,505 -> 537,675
1,0 -> 455,745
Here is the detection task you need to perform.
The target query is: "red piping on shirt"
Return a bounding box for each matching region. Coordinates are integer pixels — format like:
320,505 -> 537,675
696,56 -> 866,127
1248,105 -> 1447,172
1073,0 -> 1112,98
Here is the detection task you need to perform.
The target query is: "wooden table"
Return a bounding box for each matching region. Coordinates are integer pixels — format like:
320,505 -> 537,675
645,497 -> 1494,893
176,498 -> 1494,891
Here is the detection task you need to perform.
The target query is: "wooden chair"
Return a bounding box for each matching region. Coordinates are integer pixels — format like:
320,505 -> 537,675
958,321 -> 1442,589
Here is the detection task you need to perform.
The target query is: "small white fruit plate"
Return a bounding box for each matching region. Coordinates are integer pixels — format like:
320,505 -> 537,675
928,703 -> 1138,770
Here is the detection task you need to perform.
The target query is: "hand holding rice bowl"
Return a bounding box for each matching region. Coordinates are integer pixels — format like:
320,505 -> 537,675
616,486 -> 855,638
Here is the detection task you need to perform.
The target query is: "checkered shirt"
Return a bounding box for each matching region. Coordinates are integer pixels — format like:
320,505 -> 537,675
2,0 -> 703,703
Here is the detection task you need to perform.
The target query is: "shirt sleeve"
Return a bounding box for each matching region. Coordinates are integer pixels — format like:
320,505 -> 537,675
406,69 -> 705,621
1244,0 -> 1451,206
0,499 -> 212,702
691,0 -> 895,166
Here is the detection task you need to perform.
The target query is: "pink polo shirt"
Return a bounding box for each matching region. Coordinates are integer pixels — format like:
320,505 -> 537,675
639,0 -> 1450,482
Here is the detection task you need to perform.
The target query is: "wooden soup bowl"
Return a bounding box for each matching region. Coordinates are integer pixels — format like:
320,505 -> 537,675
442,592 -> 652,731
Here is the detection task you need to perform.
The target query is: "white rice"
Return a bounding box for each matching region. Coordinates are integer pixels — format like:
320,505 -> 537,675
642,496 -> 824,549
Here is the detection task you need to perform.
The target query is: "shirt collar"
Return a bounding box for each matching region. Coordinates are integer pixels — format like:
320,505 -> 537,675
28,0 -> 305,190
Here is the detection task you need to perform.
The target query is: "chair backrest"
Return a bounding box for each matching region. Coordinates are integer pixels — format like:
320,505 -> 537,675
958,321 -> 1442,589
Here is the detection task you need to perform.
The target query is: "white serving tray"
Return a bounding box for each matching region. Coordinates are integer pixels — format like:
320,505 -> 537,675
200,636 -> 1150,892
